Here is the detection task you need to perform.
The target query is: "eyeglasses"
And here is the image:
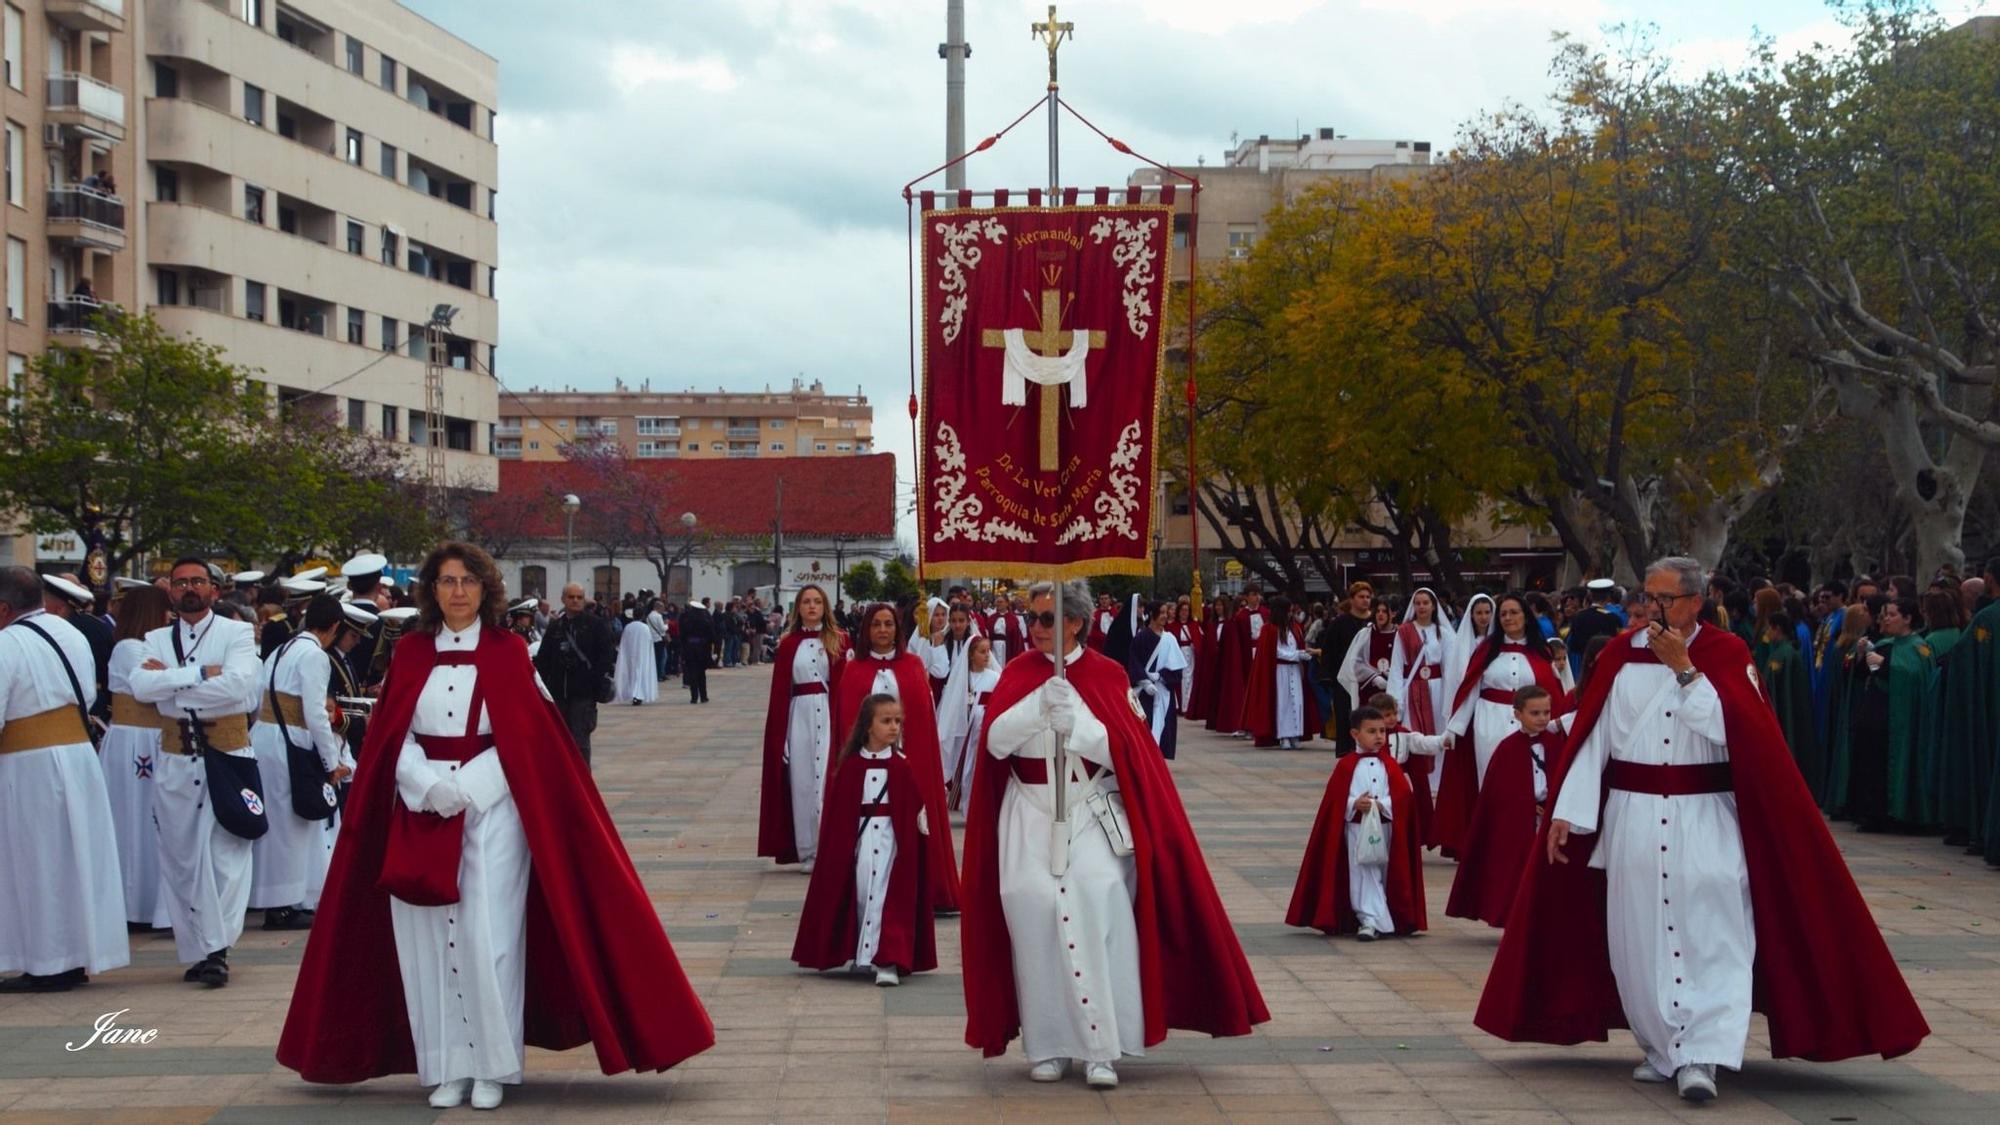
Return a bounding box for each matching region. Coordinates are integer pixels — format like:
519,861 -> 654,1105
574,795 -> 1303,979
433,575 -> 483,591
168,577 -> 213,590
1647,592 -> 1697,608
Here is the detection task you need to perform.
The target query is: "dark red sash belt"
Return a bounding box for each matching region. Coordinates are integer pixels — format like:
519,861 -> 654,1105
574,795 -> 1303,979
1480,688 -> 1518,705
1420,663 -> 1442,680
414,733 -> 495,762
1009,756 -> 1103,784
791,682 -> 828,697
1607,759 -> 1733,797
858,802 -> 890,817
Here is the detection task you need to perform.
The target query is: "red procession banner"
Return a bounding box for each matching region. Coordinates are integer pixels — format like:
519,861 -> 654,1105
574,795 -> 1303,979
919,204 -> 1170,578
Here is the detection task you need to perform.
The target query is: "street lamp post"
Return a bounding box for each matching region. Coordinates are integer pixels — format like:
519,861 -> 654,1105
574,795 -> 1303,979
562,493 -> 581,589
678,511 -> 697,601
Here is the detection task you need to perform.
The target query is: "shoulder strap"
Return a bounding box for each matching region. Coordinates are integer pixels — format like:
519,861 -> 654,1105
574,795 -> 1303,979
15,618 -> 94,743
268,633 -> 311,748
171,620 -> 186,665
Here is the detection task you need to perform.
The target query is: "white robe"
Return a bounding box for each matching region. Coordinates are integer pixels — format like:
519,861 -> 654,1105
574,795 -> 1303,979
103,639 -> 171,927
1175,626 -> 1197,711
389,619 -> 533,1088
249,636 -> 344,909
614,616 -> 658,704
130,613 -> 261,966
1337,625 -> 1396,711
1344,752 -> 1395,933
1389,621 -> 1452,792
0,610 -> 128,976
851,747 -> 897,968
949,667 -> 1000,800
784,638 -> 834,865
1274,629 -> 1307,741
1446,644 -> 1540,784
1139,631 -> 1187,745
931,633 -> 979,783
987,648 -> 1144,1065
1551,627 -> 1756,1074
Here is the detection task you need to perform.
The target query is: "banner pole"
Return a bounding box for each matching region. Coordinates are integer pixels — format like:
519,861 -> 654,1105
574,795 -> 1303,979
1034,4 -> 1073,877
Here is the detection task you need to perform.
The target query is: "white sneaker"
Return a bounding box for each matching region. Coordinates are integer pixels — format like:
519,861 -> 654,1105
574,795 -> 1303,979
1085,1061 -> 1118,1089
799,859 -> 815,874
1632,1060 -> 1672,1083
1356,926 -> 1378,942
470,1079 -> 504,1110
1028,1057 -> 1069,1082
428,1078 -> 471,1108
874,965 -> 899,987
1676,1063 -> 1717,1102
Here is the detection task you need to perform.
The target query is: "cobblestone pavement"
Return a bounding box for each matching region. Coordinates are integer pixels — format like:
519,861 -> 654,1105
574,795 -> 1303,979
3,663 -> 1998,1123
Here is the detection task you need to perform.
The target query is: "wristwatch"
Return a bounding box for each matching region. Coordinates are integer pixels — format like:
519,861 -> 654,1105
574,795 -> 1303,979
1674,667 -> 1700,688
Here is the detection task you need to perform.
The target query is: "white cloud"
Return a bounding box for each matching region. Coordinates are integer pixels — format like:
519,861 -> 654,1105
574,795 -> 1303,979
608,45 -> 740,95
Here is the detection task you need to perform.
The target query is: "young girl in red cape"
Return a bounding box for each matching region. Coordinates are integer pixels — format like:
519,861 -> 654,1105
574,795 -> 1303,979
830,603 -> 960,911
275,541 -> 712,1107
791,694 -> 936,986
757,584 -> 847,869
1446,684 -> 1560,928
1285,704 -> 1426,939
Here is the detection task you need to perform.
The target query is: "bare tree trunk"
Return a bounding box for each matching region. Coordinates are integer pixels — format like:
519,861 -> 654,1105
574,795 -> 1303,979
1851,382 -> 1982,581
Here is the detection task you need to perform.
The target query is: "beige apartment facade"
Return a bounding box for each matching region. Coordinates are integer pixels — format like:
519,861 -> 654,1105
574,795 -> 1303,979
499,377 -> 874,463
2,0 -> 500,570
1130,129 -> 1566,594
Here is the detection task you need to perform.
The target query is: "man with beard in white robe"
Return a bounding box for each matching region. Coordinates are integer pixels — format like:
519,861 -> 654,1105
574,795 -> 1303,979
129,557 -> 264,988
1549,557 -> 1756,1102
249,595 -> 351,929
0,567 -> 128,993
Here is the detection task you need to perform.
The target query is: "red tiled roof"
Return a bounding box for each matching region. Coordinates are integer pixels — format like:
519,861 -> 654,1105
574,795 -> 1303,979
497,454 -> 897,539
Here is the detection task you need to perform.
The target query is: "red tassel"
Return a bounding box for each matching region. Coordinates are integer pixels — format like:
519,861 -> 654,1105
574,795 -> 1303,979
907,394 -> 919,419
975,135 -> 997,152
1110,138 -> 1132,154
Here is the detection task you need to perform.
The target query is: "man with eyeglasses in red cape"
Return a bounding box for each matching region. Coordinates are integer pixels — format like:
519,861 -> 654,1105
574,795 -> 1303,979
1476,556 -> 1927,1105
961,580 -> 1267,1090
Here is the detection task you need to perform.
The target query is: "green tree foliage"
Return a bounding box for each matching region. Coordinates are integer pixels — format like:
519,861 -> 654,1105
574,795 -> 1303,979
842,560 -> 882,603
880,557 -> 919,602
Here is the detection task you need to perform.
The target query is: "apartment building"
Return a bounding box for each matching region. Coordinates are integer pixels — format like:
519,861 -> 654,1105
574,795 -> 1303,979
145,0 -> 500,487
498,377 -> 874,463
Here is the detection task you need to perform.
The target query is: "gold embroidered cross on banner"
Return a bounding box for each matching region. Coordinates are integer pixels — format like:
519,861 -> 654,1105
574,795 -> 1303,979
982,269 -> 1105,472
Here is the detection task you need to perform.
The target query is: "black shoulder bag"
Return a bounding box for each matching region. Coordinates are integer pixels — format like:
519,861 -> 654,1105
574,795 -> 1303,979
14,618 -> 99,750
175,623 -> 267,840
269,636 -> 338,822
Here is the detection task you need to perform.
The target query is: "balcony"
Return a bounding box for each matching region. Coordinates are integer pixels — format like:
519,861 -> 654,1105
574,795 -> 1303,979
46,73 -> 126,142
45,0 -> 125,35
727,443 -> 760,459
47,188 -> 127,251
495,439 -> 522,460
495,423 -> 522,437
48,295 -> 113,342
725,426 -> 760,439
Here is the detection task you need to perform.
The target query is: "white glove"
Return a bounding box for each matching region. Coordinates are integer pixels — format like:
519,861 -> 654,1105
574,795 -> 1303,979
1045,677 -> 1080,738
1865,651 -> 1886,672
421,776 -> 470,817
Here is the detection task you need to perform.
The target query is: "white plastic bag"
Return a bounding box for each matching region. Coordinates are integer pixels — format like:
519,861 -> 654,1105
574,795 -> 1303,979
1354,804 -> 1390,867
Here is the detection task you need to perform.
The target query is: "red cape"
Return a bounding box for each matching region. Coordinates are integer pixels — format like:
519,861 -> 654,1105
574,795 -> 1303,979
791,748 -> 937,973
1432,638 -> 1564,852
1473,627 -> 1930,1061
1183,612 -> 1222,722
1445,726 -> 1561,928
277,627 -> 715,1082
960,646 -> 1270,1056
1208,607 -> 1261,732
1285,749 -> 1426,935
758,630 -> 847,864
831,651 -> 961,911
1243,620 -> 1323,747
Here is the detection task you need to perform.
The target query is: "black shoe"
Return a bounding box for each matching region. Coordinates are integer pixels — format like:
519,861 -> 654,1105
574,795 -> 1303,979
195,956 -> 229,988
263,906 -> 313,931
0,968 -> 86,993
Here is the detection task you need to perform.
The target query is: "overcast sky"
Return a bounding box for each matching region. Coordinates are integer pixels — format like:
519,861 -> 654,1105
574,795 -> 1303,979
400,0 -> 1983,543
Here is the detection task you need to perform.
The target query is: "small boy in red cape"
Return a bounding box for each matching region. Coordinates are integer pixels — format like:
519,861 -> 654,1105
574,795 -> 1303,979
792,694 -> 936,986
1285,704 -> 1426,940
1446,685 -> 1559,928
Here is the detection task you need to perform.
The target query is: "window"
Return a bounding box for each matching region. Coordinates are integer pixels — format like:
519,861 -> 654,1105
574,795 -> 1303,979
518,565 -> 546,599
3,121 -> 20,206
345,36 -> 363,75
345,220 -> 362,254
488,188 -> 497,218
346,307 -> 363,344
769,442 -> 785,452
528,440 -> 539,450
4,237 -> 21,319
1227,224 -> 1256,259
592,565 -> 620,605
156,268 -> 181,306
834,442 -> 852,452
769,419 -> 785,429
155,165 -> 179,202
239,0 -> 263,27
244,185 -> 265,224
243,83 -> 264,126
153,61 -> 179,98
346,398 -> 365,431
380,228 -> 398,265
3,7 -> 21,92
379,403 -> 397,438
379,54 -> 396,92
380,315 -> 396,351
814,442 -> 828,452
7,353 -> 24,414
379,142 -> 396,178
345,129 -> 362,165
710,442 -> 723,451
276,203 -> 297,235
408,410 -> 427,446
243,281 -> 266,322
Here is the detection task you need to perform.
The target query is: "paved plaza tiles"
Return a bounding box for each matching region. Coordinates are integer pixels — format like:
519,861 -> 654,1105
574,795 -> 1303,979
2,663 -> 1998,1123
